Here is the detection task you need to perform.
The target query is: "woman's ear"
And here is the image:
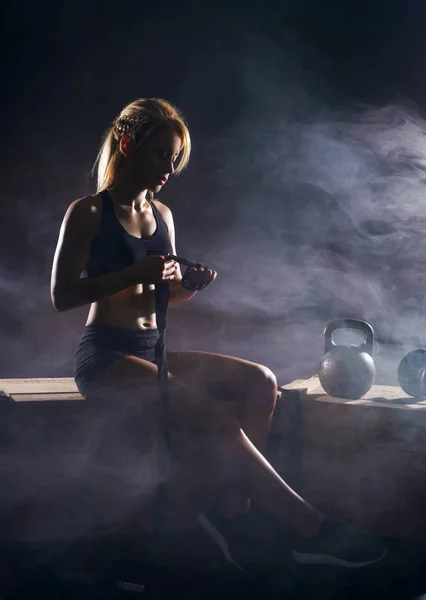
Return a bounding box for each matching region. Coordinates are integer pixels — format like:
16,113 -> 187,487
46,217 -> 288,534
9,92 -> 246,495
119,135 -> 136,157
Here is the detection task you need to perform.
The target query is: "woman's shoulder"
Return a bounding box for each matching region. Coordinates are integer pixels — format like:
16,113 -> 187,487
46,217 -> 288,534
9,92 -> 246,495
68,193 -> 102,213
63,194 -> 103,234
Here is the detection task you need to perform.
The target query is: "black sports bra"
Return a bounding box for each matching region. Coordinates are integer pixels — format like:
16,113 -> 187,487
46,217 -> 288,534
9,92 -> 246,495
81,190 -> 173,278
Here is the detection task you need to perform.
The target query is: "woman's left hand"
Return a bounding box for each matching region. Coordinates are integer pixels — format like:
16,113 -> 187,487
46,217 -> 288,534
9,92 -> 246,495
181,265 -> 217,291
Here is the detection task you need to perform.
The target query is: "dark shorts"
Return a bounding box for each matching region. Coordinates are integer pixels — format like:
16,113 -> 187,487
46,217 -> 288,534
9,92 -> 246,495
74,324 -> 160,397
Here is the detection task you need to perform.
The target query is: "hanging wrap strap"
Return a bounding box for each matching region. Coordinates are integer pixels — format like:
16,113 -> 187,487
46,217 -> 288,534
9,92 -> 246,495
154,282 -> 170,404
151,282 -> 171,533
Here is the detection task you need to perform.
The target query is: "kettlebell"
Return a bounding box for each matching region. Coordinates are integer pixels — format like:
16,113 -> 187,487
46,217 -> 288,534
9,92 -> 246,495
318,319 -> 376,399
397,349 -> 426,398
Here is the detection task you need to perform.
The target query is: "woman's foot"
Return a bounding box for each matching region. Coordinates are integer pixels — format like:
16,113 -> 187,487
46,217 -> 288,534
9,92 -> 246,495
291,519 -> 387,568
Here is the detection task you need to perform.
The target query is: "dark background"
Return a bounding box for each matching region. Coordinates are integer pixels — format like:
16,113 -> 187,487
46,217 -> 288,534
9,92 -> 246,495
2,0 -> 426,385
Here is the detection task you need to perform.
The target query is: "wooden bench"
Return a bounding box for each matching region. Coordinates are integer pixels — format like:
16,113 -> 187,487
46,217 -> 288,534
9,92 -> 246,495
2,376 -> 426,542
269,377 -> 426,541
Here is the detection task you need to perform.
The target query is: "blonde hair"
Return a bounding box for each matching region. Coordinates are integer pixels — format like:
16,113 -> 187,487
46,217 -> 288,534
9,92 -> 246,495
93,98 -> 191,194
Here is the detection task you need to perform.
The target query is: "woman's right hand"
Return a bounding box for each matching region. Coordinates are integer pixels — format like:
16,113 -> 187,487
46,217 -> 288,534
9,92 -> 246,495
133,255 -> 178,284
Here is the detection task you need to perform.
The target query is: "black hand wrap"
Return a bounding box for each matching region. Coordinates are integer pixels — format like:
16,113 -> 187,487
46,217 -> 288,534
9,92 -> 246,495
181,263 -> 212,291
151,282 -> 171,534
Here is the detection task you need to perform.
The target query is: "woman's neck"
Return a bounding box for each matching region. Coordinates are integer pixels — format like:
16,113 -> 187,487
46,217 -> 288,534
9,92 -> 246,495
108,176 -> 150,210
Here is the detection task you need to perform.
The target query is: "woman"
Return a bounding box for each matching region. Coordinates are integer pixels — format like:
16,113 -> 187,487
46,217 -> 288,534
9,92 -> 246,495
51,98 -> 386,569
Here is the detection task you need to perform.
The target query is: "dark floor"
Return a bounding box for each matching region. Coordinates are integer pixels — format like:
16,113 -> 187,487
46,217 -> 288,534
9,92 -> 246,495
2,521 -> 426,600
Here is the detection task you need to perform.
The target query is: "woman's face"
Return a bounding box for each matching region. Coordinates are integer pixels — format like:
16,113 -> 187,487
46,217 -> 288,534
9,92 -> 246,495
132,127 -> 182,192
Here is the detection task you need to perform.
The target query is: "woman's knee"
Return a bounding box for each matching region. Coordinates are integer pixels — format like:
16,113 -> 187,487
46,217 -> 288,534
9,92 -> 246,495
244,364 -> 278,414
248,364 -> 277,393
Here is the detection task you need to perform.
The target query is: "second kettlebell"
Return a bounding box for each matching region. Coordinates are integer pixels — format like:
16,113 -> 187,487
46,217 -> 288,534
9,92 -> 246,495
397,349 -> 426,398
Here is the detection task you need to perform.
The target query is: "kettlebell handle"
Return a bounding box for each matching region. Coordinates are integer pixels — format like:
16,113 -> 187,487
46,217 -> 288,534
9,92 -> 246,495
323,319 -> 374,356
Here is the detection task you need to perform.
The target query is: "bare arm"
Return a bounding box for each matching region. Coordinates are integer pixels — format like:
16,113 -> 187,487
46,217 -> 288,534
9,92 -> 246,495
50,195 -> 145,311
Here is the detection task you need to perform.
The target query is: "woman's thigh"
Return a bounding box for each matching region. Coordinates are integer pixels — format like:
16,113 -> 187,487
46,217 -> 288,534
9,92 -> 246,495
85,354 -> 159,403
84,353 -> 235,432
167,350 -> 276,403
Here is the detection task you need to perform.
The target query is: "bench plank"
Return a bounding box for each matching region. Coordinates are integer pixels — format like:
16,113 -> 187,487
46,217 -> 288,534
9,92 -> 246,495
0,378 -> 84,402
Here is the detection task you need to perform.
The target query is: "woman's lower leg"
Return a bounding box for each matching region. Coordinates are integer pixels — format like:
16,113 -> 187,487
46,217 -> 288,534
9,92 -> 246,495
169,383 -> 324,538
214,428 -> 324,538
216,378 -> 278,518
